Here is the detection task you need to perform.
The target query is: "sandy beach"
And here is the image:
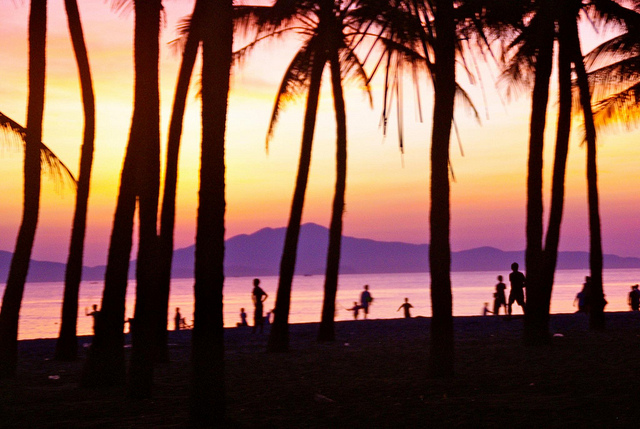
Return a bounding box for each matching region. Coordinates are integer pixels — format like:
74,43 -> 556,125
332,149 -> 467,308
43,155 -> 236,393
1,312 -> 640,428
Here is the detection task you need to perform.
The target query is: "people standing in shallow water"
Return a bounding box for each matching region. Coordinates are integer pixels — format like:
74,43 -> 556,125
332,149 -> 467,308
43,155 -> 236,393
628,285 -> 640,311
493,275 -> 507,316
252,278 -> 268,333
397,298 -> 413,319
360,285 -> 374,319
508,263 -> 526,315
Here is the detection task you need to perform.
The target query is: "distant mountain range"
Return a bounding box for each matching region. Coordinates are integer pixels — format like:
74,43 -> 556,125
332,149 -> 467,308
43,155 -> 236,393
2,223 -> 640,283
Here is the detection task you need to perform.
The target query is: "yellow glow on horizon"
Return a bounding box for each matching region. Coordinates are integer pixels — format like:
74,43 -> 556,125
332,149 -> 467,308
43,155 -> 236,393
1,0 -> 639,268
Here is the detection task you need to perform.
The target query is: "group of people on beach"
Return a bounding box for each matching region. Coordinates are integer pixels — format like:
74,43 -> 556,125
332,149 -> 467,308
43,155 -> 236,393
345,284 -> 375,320
85,264 -> 639,337
484,262 -> 526,317
240,280 -> 418,330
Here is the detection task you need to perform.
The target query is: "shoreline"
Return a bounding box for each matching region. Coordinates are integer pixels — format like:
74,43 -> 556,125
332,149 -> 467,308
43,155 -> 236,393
10,310 -> 612,343
4,311 -> 640,427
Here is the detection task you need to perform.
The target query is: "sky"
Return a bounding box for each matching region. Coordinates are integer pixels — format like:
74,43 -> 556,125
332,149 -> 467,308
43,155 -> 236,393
0,1 -> 639,267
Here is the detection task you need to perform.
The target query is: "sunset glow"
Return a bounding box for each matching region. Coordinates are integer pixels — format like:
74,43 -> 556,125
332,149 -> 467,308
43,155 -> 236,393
1,0 -> 639,268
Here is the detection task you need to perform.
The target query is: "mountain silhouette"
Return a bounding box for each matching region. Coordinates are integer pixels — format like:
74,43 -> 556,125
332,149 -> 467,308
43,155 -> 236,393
2,223 -> 639,282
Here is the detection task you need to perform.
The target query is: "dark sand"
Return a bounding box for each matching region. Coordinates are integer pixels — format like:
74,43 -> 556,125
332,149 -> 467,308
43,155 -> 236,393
2,312 -> 640,428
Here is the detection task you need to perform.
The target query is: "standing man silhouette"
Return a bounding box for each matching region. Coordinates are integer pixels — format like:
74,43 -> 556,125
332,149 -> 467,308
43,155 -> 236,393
360,285 -> 374,319
85,304 -> 101,335
397,297 -> 414,319
252,278 -> 268,333
508,263 -> 526,315
174,307 -> 182,331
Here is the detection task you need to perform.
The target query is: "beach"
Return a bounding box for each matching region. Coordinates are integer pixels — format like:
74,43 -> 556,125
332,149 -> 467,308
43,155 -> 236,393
1,312 -> 640,428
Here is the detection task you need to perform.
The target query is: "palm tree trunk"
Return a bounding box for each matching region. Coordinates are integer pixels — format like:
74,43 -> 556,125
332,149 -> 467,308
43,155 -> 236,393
428,0 -> 455,378
268,51 -> 326,353
127,0 -> 162,400
318,48 -> 347,343
190,0 -> 231,424
523,1 -> 554,345
156,0 -> 204,363
570,19 -> 605,330
55,0 -> 96,362
81,2 -> 149,390
0,0 -> 46,379
541,13 -> 573,323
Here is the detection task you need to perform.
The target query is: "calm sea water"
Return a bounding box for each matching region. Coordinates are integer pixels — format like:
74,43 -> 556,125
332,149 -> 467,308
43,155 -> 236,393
1,268 -> 639,340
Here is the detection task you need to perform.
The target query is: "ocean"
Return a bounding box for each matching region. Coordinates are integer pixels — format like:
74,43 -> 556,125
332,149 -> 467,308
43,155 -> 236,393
2,268 -> 639,340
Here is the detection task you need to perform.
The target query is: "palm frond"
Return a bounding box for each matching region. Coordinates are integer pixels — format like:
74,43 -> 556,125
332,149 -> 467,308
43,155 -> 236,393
266,40 -> 319,149
587,55 -> 640,101
339,45 -> 373,107
454,84 -> 481,124
591,82 -> 640,130
585,0 -> 640,33
0,111 -> 77,188
584,32 -> 640,70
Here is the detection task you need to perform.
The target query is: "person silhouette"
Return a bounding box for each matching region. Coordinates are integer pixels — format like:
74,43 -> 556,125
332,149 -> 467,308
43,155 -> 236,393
493,275 -> 507,316
574,284 -> 588,313
628,285 -> 640,311
397,298 -> 414,319
508,263 -> 526,315
85,304 -> 100,335
346,302 -> 362,319
252,278 -> 268,333
483,302 -> 493,316
238,308 -> 248,327
174,307 -> 182,331
360,285 -> 374,319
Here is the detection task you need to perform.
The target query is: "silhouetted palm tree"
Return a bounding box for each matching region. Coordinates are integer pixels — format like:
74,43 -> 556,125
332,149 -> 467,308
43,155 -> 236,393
239,0 -> 370,351
0,0 -> 48,379
155,0 -> 205,364
500,0 -> 630,340
54,0 -> 97,362
580,2 -> 640,329
82,0 -> 163,396
127,0 -> 163,399
364,0 -> 486,377
501,0 -> 557,344
190,0 -> 232,424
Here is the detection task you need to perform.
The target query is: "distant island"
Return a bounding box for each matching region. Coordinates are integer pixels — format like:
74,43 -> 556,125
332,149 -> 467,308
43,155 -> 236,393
2,223 -> 640,283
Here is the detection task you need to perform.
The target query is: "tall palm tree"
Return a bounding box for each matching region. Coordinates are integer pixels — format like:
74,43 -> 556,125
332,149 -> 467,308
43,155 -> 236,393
499,0 -> 629,341
580,1 -> 640,329
540,2 -> 574,328
156,0 -> 205,363
317,1 -> 371,343
127,0 -> 163,399
190,0 -> 232,423
239,0 -> 369,351
570,14 -> 606,331
81,0 -> 163,394
364,0 -> 486,377
54,0 -> 97,362
0,0 -> 48,379
426,0 -> 457,378
503,0 -> 556,344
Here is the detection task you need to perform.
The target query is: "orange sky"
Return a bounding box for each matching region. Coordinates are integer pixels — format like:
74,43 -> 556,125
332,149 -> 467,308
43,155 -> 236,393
1,1 -> 639,267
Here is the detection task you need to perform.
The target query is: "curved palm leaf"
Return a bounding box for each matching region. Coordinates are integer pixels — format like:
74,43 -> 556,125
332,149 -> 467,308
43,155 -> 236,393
592,81 -> 640,129
0,111 -> 76,188
266,38 -> 318,147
